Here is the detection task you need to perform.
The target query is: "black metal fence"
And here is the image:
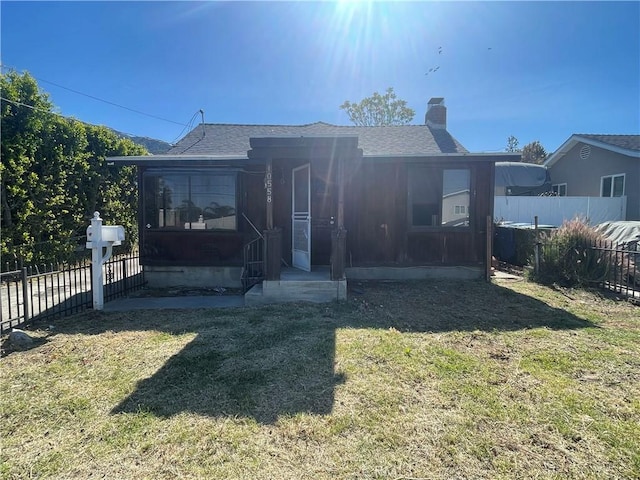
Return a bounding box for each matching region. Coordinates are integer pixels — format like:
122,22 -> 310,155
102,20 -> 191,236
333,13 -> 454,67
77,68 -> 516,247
593,241 -> 640,301
2,236 -> 89,274
534,238 -> 639,302
1,249 -> 145,334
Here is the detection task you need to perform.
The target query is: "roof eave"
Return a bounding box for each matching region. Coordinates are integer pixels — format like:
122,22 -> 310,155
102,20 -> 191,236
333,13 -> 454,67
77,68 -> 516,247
363,152 -> 521,162
545,134 -> 640,167
107,152 -> 520,166
107,154 -> 253,166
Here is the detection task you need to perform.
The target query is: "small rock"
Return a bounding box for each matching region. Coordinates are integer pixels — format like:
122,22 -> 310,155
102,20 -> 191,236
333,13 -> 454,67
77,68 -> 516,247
9,329 -> 34,349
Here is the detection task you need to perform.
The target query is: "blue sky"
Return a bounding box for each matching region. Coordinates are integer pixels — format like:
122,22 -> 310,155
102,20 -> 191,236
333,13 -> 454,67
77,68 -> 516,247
1,1 -> 639,153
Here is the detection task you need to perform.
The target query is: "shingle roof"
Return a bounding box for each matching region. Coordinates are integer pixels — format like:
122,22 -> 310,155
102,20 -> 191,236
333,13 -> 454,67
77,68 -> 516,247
544,133 -> 640,167
576,134 -> 640,152
166,122 -> 467,157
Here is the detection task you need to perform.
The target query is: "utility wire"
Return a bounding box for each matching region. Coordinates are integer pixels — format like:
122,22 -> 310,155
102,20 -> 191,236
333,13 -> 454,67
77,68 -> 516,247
170,110 -> 200,145
2,95 -> 76,118
1,64 -> 188,127
1,96 -> 156,141
36,77 -> 188,127
176,110 -> 207,153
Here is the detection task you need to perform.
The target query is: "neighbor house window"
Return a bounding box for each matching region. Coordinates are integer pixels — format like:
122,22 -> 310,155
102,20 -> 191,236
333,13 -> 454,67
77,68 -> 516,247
601,174 -> 625,197
143,170 -> 237,230
409,167 -> 470,227
552,183 -> 567,196
454,205 -> 466,215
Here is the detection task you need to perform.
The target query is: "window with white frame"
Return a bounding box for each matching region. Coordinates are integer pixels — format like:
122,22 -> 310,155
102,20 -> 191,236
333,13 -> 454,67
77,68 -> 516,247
552,183 -> 567,196
601,174 -> 625,197
454,205 -> 467,215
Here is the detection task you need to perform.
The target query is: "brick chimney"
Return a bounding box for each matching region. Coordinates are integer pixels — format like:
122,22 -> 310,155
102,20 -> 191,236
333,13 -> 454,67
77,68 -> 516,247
425,97 -> 446,129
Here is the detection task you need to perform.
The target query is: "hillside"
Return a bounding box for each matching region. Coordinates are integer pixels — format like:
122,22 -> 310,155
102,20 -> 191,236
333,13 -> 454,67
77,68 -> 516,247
110,129 -> 172,154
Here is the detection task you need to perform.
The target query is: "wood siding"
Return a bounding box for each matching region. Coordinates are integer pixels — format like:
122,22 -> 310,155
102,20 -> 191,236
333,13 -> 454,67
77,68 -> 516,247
141,230 -> 244,266
344,160 -> 494,266
138,158 -> 495,268
138,166 -> 265,267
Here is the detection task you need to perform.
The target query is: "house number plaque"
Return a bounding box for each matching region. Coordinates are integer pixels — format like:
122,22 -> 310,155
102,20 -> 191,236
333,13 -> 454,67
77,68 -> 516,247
265,164 -> 273,203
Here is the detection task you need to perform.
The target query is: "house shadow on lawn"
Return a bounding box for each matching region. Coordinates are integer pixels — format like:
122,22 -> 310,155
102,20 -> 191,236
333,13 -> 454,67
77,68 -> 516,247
53,280 -> 595,424
110,306 -> 345,424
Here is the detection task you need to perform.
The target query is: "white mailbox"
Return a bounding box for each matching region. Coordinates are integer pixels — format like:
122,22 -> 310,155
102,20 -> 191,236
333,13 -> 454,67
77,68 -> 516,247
86,225 -> 125,247
101,225 -> 125,244
86,212 -> 126,311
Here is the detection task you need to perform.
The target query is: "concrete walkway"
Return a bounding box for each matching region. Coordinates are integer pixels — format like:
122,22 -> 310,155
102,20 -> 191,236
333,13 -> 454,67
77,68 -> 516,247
102,270 -> 522,312
492,270 -> 522,280
103,295 -> 245,312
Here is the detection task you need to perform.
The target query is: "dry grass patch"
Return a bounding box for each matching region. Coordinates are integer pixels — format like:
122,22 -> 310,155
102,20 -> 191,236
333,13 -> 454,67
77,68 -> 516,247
1,279 -> 638,479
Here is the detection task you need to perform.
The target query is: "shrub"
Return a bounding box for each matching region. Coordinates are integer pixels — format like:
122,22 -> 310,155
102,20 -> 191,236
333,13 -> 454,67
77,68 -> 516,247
529,219 -> 610,286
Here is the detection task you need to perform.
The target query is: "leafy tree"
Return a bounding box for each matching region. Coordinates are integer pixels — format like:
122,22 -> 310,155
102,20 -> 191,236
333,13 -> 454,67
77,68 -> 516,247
340,87 -> 415,126
521,140 -> 548,164
505,135 -> 520,152
1,71 -> 147,266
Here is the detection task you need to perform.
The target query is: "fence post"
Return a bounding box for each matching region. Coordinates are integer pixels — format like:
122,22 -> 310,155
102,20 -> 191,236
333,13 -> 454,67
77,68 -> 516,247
21,267 -> 30,323
486,215 -> 493,281
122,257 -> 128,292
534,215 -> 540,274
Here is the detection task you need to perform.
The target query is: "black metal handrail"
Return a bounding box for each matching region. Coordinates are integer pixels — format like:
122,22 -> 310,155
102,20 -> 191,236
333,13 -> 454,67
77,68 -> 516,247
240,214 -> 264,293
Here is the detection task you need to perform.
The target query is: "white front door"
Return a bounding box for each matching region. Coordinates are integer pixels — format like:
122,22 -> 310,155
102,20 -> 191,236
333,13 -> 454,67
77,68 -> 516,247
292,164 -> 311,271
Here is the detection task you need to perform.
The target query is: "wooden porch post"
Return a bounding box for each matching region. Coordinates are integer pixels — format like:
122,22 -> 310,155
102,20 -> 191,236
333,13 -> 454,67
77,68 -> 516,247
263,157 -> 281,280
486,215 -> 493,281
331,154 -> 347,280
337,154 -> 345,228
266,158 -> 273,230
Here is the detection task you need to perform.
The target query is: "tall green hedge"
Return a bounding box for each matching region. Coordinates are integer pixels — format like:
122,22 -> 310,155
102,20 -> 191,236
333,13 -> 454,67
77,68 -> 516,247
1,71 -> 147,266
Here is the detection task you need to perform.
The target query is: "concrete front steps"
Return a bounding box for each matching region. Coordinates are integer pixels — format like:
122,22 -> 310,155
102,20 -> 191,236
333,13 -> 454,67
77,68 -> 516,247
244,266 -> 347,306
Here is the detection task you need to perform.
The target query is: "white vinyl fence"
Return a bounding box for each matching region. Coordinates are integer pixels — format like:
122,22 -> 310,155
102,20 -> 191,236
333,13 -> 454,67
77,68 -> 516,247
494,196 -> 627,227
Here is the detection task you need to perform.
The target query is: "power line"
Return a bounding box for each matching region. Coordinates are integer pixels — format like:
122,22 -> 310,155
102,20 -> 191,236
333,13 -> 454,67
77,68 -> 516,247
176,110 -> 207,153
1,64 -> 189,127
170,110 -> 200,145
1,95 -> 71,117
0,96 -> 158,141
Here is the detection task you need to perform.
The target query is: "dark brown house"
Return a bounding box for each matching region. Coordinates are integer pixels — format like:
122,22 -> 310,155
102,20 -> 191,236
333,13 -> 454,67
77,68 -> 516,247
110,98 -> 519,303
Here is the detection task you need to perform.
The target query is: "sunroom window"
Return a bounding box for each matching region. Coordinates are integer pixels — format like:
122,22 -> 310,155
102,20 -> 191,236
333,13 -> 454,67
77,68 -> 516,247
409,167 -> 470,228
143,170 -> 237,230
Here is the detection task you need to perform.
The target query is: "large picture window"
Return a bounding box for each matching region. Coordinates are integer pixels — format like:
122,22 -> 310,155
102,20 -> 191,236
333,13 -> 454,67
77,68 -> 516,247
143,170 -> 237,230
409,167 -> 471,228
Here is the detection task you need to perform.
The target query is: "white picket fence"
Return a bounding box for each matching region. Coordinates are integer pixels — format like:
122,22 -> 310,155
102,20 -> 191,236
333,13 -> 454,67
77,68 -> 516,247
494,196 -> 627,227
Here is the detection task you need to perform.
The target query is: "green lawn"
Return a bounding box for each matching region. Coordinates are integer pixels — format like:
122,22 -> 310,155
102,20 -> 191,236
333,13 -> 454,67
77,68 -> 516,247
1,278 -> 638,479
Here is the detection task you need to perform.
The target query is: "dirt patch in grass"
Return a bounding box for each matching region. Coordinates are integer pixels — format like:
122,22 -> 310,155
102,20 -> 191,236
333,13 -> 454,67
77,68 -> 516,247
1,278 -> 638,479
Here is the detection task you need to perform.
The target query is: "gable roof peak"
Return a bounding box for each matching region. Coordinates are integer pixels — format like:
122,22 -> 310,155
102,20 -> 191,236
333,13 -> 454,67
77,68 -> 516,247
573,134 -> 640,152
544,133 -> 640,167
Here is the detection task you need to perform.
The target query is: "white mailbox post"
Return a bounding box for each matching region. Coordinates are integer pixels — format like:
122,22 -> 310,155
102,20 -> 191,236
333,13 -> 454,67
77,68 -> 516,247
86,211 -> 125,310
